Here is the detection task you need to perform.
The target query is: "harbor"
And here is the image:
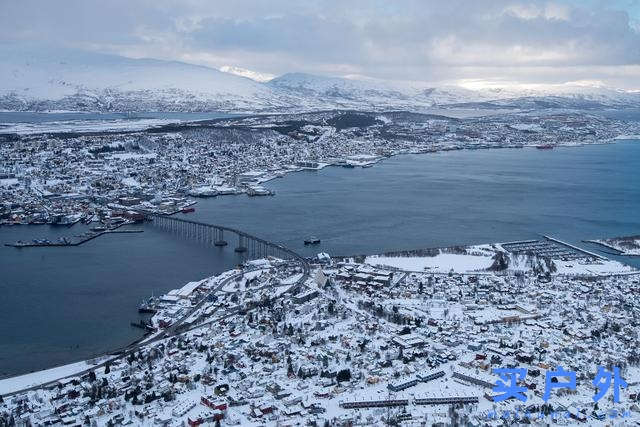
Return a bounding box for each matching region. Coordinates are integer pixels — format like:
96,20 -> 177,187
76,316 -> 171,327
4,221 -> 142,248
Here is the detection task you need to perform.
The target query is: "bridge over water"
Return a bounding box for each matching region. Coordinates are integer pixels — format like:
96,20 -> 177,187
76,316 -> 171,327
148,214 -> 310,278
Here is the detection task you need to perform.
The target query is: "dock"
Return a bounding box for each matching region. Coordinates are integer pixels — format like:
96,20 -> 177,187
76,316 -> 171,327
4,224 -> 143,248
542,235 -> 606,260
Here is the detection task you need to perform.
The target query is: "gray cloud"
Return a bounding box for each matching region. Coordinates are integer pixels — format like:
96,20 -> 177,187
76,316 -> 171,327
1,0 -> 639,88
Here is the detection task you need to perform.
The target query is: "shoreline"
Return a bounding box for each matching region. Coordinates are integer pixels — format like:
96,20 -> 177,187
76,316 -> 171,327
2,233 -> 638,387
1,132 -> 638,229
2,135 -> 640,385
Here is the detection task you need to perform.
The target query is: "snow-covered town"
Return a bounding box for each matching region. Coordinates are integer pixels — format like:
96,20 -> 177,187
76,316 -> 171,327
1,237 -> 639,426
3,1 -> 640,426
2,109 -> 640,227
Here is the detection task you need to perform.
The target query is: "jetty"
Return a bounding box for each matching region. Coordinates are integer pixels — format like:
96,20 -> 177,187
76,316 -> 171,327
5,223 -> 142,248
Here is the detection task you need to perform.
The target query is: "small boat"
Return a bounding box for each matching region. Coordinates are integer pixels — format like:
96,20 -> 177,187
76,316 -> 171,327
181,207 -> 196,213
304,236 -> 321,245
536,144 -> 555,150
247,186 -> 274,196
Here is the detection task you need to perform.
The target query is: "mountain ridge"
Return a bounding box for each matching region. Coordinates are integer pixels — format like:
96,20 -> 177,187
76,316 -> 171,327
1,47 -> 638,113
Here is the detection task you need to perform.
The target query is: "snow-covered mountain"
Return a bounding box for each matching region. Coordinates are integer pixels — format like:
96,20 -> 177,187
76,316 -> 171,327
1,46 -> 638,112
0,46 -> 287,112
266,73 -> 501,107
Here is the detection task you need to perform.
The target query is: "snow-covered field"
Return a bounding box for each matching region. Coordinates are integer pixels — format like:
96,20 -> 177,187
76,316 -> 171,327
365,253 -> 494,273
0,118 -> 178,135
0,359 -> 110,395
364,241 -> 639,277
589,235 -> 640,256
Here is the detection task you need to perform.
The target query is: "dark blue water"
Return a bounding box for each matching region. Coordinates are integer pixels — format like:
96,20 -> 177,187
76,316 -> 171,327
1,140 -> 639,377
183,141 -> 640,259
0,225 -> 246,378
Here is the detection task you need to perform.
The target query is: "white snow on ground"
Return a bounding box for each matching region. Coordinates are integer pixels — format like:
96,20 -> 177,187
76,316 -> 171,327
221,268 -> 269,293
0,360 -> 108,395
0,178 -> 19,187
0,119 -> 179,135
120,177 -> 140,187
365,253 -> 493,273
110,152 -> 157,160
553,258 -> 637,275
591,236 -> 640,255
365,247 -> 639,277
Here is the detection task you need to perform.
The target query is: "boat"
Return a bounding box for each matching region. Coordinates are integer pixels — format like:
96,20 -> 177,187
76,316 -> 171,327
181,207 -> 196,213
304,236 -> 321,245
188,186 -> 218,197
138,297 -> 158,314
247,186 -> 274,196
536,144 -> 555,150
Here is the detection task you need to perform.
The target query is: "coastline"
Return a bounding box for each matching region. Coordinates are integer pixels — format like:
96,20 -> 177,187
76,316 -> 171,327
2,233 -> 639,391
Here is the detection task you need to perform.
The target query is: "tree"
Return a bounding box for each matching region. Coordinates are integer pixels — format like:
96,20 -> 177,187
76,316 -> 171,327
337,369 -> 351,383
88,370 -> 97,383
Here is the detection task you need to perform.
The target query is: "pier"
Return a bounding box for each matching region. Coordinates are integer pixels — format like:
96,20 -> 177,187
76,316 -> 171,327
4,224 -> 142,248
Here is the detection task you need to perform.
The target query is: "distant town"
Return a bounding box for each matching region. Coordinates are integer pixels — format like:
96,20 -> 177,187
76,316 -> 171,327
1,110 -> 639,231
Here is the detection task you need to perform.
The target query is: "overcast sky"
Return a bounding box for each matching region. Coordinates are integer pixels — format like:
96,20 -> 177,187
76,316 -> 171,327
1,0 -> 639,89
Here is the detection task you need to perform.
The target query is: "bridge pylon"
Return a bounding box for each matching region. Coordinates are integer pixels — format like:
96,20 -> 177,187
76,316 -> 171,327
235,234 -> 248,253
213,228 -> 228,246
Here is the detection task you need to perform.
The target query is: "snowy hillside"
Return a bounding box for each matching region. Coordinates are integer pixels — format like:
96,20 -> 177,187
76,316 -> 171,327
0,46 -> 287,112
1,47 -> 638,112
266,73 -> 501,108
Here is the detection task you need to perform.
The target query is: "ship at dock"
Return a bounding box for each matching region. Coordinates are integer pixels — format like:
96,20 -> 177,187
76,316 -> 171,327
247,186 -> 275,196
138,297 -> 158,314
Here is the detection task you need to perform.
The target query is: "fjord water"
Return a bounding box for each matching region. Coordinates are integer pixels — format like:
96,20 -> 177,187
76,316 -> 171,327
1,140 -> 639,377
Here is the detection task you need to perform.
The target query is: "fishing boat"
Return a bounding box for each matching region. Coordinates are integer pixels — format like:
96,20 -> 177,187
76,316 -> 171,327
304,236 -> 321,245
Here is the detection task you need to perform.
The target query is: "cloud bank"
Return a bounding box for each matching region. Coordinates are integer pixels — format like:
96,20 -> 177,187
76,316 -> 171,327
1,0 -> 639,89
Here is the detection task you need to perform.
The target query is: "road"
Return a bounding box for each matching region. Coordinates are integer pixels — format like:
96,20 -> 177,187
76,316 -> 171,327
2,259 -> 309,398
